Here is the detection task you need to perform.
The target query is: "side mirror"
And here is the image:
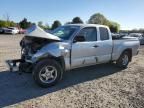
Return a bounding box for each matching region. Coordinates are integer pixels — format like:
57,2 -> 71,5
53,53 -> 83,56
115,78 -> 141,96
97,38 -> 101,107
73,35 -> 85,43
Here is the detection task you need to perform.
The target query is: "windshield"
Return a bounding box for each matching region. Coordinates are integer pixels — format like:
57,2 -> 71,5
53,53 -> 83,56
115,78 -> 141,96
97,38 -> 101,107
51,26 -> 79,40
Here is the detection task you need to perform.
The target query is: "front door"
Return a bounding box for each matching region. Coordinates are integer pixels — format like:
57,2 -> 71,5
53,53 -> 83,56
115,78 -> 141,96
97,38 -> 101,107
71,27 -> 98,68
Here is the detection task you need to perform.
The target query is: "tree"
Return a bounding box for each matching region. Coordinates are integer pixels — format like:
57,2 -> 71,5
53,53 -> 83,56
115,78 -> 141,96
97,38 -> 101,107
0,20 -> 8,27
38,21 -> 50,30
0,13 -> 17,27
0,20 -> 16,27
65,21 -> 71,24
19,18 -> 32,29
109,21 -> 120,33
9,21 -> 16,27
129,29 -> 144,33
3,13 -> 10,22
88,13 -> 108,25
72,17 -> 83,24
38,21 -> 44,29
88,13 -> 120,33
51,20 -> 61,30
38,21 -> 43,27
45,23 -> 50,30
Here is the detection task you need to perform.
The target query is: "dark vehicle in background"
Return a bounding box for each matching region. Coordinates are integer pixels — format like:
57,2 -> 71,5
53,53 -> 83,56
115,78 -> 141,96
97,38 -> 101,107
128,33 -> 144,45
0,28 -> 4,33
0,27 -> 7,34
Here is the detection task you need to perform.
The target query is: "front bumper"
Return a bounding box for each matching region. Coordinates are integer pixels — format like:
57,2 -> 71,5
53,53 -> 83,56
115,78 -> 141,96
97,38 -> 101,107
6,59 -> 22,72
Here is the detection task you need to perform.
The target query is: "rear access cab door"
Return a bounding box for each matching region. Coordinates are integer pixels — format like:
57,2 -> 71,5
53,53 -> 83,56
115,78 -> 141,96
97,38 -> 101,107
96,27 -> 113,63
71,26 -> 113,69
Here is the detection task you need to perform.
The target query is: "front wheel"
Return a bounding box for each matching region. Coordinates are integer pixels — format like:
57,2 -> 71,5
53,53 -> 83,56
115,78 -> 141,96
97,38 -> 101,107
116,51 -> 130,68
33,59 -> 63,88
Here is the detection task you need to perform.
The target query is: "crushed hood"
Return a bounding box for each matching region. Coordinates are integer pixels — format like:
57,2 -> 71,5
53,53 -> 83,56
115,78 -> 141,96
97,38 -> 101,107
26,25 -> 61,41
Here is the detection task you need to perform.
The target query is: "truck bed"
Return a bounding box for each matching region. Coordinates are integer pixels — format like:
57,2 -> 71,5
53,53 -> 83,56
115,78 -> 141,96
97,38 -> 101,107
112,36 -> 139,61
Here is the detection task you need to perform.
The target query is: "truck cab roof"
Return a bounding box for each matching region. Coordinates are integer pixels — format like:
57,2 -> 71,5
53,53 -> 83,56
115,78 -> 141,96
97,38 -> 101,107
65,24 -> 109,28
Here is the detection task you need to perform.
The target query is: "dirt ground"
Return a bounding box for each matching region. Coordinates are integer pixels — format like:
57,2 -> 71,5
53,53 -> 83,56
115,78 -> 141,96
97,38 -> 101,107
0,34 -> 144,108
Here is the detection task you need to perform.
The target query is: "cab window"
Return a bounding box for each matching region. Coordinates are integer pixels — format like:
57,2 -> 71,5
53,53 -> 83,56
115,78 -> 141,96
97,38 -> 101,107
99,27 -> 109,40
78,27 -> 97,41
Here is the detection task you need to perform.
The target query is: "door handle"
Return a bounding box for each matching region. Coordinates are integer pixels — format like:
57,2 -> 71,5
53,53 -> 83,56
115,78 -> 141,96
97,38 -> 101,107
93,45 -> 99,48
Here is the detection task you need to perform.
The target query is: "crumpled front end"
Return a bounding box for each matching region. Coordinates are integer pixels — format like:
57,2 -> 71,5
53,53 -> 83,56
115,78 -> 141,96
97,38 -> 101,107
6,25 -> 62,72
6,40 -> 62,73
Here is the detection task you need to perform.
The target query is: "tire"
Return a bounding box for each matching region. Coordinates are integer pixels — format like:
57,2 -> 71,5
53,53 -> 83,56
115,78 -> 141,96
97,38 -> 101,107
33,59 -> 63,88
116,51 -> 130,68
1,30 -> 4,34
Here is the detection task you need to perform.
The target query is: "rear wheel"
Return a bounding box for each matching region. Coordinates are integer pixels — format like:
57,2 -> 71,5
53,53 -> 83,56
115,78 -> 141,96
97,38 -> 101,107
33,59 -> 63,88
116,51 -> 130,68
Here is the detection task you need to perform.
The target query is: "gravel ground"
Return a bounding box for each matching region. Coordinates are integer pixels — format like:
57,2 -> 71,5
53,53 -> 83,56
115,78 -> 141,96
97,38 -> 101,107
0,34 -> 144,108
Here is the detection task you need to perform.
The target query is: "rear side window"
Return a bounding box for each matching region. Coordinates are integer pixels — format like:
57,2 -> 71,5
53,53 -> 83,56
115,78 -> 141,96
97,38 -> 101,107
99,27 -> 109,40
78,27 -> 97,41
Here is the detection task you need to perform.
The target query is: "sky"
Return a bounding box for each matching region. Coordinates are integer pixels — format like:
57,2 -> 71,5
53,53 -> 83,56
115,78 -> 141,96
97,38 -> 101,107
0,0 -> 144,30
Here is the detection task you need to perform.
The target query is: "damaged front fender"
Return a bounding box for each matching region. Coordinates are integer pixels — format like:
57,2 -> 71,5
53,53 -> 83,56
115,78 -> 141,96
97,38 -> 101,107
29,42 -> 69,64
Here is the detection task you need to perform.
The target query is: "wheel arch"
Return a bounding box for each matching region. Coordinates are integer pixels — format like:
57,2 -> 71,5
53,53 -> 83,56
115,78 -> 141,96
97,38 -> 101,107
121,48 -> 132,61
34,55 -> 65,71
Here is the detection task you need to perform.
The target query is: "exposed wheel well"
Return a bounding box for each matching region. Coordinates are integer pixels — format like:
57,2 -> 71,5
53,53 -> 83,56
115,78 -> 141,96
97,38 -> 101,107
52,56 -> 65,71
35,56 -> 65,71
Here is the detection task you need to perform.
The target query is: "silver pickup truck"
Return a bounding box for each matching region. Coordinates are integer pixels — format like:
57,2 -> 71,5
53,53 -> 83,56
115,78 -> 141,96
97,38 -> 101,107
6,24 -> 140,87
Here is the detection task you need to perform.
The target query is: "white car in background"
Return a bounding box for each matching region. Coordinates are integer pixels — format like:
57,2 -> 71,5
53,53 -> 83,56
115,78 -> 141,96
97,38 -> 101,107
128,33 -> 144,45
4,27 -> 19,35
